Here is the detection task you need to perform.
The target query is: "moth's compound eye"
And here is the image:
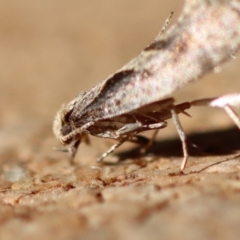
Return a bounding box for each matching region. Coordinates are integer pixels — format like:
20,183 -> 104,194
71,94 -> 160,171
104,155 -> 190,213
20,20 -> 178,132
61,124 -> 73,137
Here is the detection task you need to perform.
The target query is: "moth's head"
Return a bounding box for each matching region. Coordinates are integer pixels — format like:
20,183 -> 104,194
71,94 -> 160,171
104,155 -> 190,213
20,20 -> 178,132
53,104 -> 75,145
53,102 -> 90,158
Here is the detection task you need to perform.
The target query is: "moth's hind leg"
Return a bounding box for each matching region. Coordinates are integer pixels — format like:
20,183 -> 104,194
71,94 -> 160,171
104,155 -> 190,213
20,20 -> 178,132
171,93 -> 240,171
191,93 -> 240,129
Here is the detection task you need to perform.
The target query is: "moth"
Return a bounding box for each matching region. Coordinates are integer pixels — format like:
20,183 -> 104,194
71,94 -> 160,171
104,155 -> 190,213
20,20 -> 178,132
53,2 -> 240,171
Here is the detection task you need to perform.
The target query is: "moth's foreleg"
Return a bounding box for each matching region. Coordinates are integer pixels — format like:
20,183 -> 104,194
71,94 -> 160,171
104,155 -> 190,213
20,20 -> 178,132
53,139 -> 81,165
53,139 -> 80,165
69,139 -> 81,164
61,121 -> 94,144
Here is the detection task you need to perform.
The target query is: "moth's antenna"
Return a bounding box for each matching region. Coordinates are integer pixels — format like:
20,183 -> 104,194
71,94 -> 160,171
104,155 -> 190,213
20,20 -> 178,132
154,11 -> 174,41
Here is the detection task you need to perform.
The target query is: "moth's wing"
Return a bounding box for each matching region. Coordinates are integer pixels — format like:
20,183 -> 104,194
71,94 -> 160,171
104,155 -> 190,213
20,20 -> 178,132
71,3 -> 240,124
83,50 -> 189,115
71,41 -> 192,125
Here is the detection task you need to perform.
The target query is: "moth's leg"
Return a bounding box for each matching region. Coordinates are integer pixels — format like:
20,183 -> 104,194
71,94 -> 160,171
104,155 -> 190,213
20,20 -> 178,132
191,93 -> 240,129
224,106 -> 240,129
118,121 -> 166,135
131,121 -> 167,153
97,136 -> 130,162
54,139 -> 81,164
117,122 -> 142,135
140,129 -> 159,154
171,109 -> 188,171
129,135 -> 150,145
69,139 -> 81,164
97,121 -> 167,162
61,121 -> 94,144
82,133 -> 90,145
58,122 -> 94,161
70,139 -> 81,158
119,121 -> 167,153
